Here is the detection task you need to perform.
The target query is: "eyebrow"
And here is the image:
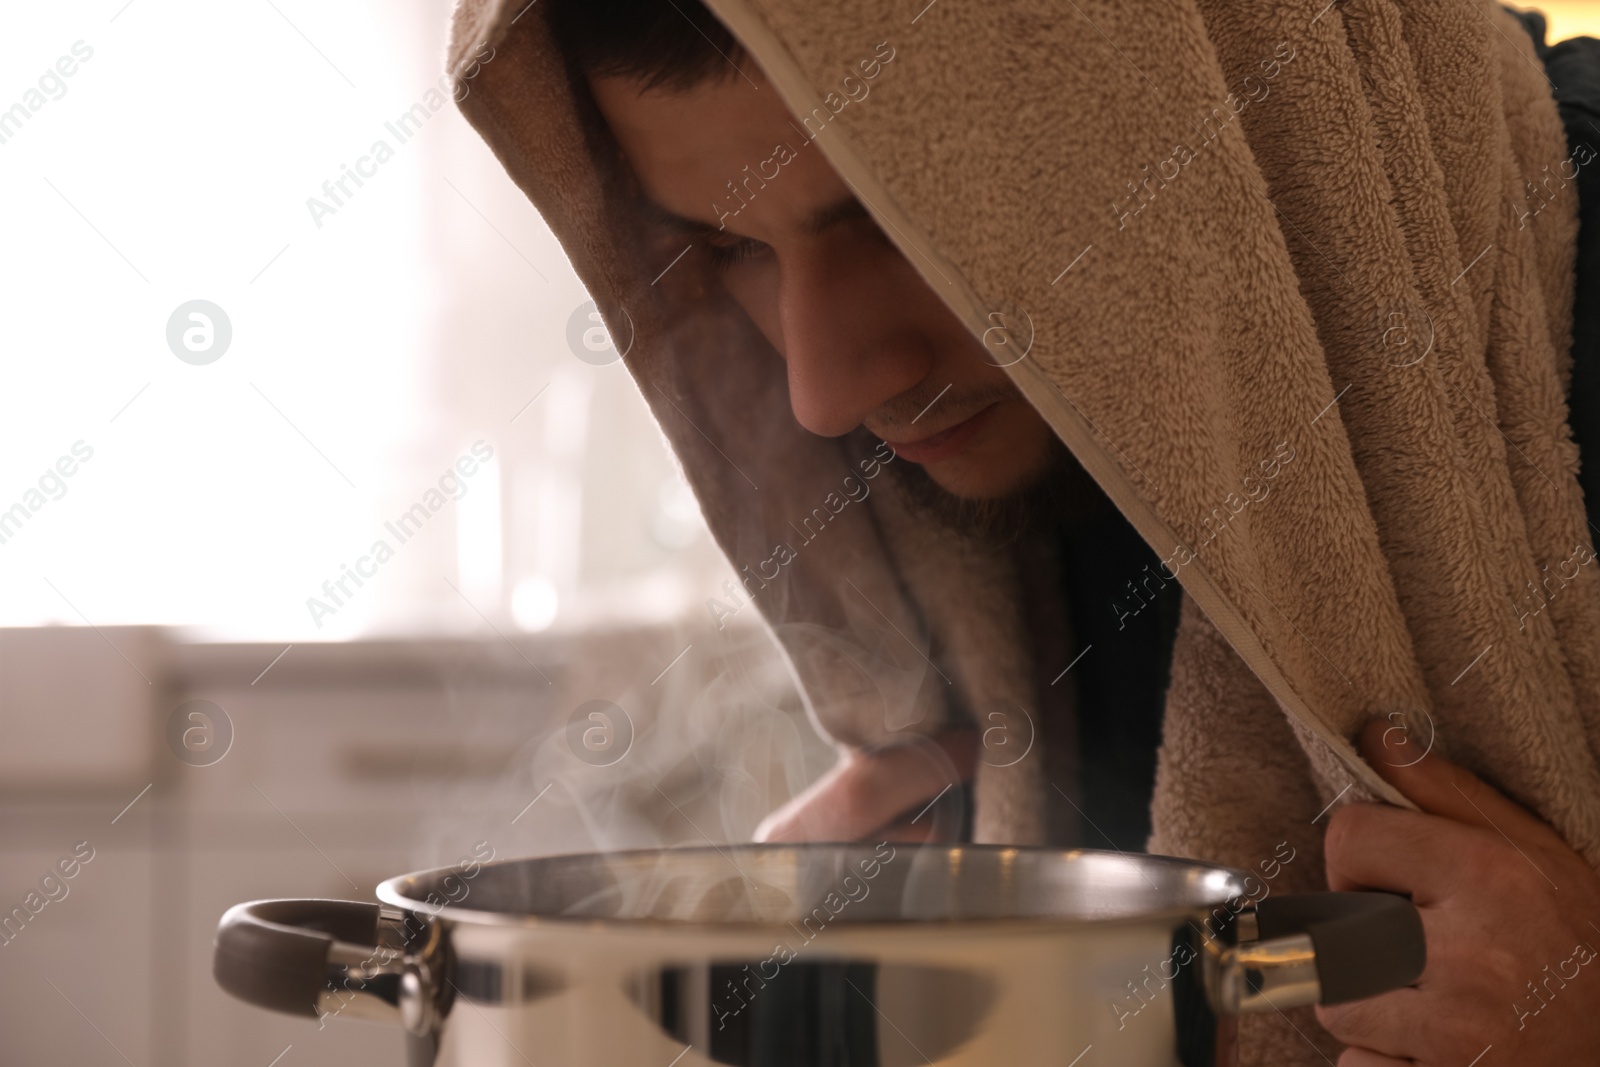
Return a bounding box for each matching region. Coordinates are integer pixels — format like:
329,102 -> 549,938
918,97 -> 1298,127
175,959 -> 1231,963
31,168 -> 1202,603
639,194 -> 871,239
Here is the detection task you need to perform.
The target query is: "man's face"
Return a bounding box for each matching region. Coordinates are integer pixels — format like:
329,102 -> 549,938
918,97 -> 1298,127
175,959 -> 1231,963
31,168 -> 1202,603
589,70 -> 1057,500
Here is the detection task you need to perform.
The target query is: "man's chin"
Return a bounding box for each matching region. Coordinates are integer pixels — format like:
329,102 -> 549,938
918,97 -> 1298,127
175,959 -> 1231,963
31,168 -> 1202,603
921,454 -> 1049,501
884,435 -> 1095,545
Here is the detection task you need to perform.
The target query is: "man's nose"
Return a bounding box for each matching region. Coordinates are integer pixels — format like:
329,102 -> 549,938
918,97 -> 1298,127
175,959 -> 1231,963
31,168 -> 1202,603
776,247 -> 930,437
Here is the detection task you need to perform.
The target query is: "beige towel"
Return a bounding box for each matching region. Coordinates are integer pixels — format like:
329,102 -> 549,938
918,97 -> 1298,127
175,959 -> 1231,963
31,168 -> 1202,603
448,0 -> 1600,1060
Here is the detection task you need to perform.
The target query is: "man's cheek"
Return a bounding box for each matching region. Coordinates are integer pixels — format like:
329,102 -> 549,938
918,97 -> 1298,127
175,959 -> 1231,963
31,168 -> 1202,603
721,272 -> 782,352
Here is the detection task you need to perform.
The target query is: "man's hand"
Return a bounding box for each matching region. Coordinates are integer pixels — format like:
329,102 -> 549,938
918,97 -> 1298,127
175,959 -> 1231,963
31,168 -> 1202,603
1317,716 -> 1600,1065
753,730 -> 976,843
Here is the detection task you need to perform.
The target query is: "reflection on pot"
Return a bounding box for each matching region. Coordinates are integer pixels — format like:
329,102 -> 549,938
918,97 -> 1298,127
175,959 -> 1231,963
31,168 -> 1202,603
631,959 -> 995,1067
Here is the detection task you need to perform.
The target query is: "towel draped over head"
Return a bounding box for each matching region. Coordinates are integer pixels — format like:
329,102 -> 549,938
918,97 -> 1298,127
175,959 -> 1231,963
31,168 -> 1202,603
448,0 -> 1600,1058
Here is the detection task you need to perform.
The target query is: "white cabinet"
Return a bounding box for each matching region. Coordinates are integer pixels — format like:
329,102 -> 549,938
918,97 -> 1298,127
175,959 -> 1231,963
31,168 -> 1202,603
0,622 -> 829,1066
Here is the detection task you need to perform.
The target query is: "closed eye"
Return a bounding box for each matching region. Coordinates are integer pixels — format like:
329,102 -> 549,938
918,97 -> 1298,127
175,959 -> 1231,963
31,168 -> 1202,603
705,236 -> 768,270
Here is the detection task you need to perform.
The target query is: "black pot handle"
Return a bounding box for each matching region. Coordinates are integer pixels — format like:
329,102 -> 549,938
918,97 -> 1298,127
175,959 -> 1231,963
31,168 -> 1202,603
1259,891 -> 1426,1004
214,898 -> 439,1036
214,899 -> 383,1016
1219,891 -> 1425,1014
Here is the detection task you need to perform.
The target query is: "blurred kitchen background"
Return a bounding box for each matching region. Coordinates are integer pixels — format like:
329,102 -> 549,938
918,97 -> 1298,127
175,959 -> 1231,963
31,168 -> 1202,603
0,0 -> 835,1064
3,1 -> 1598,1064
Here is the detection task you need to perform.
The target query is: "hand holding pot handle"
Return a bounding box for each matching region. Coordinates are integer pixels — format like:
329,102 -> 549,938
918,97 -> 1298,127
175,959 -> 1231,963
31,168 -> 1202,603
1216,891 -> 1425,1014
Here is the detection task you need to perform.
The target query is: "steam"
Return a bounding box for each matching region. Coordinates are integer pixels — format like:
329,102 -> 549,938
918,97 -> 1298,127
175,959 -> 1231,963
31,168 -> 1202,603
407,614 -> 835,880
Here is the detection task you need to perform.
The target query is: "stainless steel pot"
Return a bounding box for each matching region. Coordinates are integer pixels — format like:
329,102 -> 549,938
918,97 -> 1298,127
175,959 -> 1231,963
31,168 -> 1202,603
214,844 -> 1424,1066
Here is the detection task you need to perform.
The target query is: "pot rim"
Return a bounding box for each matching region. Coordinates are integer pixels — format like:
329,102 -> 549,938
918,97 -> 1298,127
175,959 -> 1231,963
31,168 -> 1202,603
375,842 -> 1257,934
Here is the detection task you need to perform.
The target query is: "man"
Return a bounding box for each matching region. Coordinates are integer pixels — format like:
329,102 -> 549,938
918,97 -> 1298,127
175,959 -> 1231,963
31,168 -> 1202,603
574,8 -> 1179,853
454,0 -> 1600,1062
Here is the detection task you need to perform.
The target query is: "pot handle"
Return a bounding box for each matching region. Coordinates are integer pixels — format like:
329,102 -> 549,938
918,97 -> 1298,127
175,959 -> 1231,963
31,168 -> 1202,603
1218,891 -> 1425,1014
214,898 -> 436,1034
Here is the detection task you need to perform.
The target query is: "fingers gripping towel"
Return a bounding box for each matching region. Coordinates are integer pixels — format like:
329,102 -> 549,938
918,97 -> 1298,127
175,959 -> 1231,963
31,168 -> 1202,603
448,0 -> 1600,1060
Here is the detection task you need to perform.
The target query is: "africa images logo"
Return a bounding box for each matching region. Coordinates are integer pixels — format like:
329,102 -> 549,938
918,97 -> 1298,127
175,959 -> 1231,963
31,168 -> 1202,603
166,300 -> 232,365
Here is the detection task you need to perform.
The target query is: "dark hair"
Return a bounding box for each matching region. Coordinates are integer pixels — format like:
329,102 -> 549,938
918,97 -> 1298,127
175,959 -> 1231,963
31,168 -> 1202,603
545,0 -> 747,91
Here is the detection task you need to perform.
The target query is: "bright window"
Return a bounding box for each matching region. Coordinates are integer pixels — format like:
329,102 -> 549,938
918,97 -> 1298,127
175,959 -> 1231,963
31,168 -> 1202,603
0,0 -> 731,640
